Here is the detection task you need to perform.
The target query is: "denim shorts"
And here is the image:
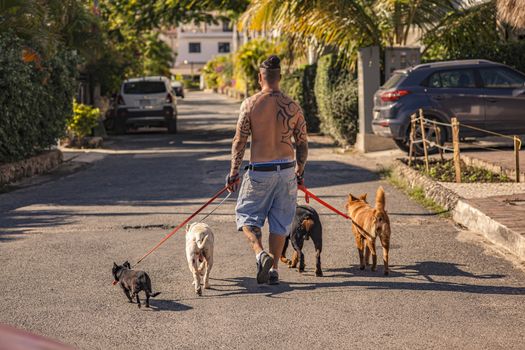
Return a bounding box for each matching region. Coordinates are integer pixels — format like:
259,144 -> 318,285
235,166 -> 297,236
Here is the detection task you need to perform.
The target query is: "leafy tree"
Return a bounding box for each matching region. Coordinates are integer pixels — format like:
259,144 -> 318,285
240,0 -> 491,64
234,38 -> 283,95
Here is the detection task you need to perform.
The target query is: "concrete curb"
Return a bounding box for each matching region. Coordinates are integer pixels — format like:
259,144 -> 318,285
0,150 -> 63,186
391,159 -> 524,261
453,200 -> 525,260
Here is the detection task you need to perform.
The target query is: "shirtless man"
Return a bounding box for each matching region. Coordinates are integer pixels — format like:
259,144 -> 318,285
226,56 -> 308,285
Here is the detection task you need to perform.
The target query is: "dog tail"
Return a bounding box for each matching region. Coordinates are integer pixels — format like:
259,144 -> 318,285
375,186 -> 385,211
196,234 -> 209,250
150,292 -> 161,298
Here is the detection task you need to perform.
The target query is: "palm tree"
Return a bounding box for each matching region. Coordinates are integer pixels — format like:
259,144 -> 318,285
497,0 -> 525,29
239,0 -> 486,62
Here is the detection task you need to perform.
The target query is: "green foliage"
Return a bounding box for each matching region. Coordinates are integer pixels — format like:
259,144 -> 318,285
281,64 -> 320,132
68,101 -> 101,139
314,55 -> 358,145
142,32 -> 175,77
421,2 -> 524,68
0,33 -> 78,163
99,0 -> 250,33
410,159 -> 512,183
203,55 -> 234,89
234,38 -> 282,95
241,0 -> 479,67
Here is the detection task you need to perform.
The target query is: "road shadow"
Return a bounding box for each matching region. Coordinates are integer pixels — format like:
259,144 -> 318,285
207,261 -> 519,298
148,299 -> 193,312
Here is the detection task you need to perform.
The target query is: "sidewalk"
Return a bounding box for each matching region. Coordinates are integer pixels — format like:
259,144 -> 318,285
384,146 -> 525,261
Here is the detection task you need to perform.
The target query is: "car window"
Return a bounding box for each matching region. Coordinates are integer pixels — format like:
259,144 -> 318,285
427,72 -> 441,88
123,81 -> 166,94
426,69 -> 476,88
382,72 -> 406,89
441,69 -> 476,88
479,67 -> 525,88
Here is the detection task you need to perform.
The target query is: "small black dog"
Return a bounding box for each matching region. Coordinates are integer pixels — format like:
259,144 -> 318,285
281,205 -> 323,276
112,261 -> 160,308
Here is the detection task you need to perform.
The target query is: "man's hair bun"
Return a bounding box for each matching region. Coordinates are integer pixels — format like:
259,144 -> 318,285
260,55 -> 281,70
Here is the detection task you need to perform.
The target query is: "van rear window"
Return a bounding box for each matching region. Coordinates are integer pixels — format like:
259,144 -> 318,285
123,81 -> 166,94
382,73 -> 406,89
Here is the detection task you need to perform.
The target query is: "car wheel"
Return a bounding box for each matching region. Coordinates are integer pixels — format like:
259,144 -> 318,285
398,119 -> 447,156
167,119 -> 177,134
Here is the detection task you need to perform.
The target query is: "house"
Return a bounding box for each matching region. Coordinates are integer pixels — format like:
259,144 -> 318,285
160,19 -> 234,77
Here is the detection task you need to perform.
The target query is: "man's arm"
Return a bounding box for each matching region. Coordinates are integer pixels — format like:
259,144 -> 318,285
293,112 -> 308,177
229,100 -> 251,177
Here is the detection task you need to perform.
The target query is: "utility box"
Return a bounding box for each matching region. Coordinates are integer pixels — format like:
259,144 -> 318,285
384,47 -> 420,81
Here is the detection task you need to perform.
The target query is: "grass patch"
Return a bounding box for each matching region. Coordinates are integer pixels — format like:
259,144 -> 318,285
379,166 -> 450,217
406,159 -> 511,183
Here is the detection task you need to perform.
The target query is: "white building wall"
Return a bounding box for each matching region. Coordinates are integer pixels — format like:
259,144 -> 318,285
161,19 -> 235,76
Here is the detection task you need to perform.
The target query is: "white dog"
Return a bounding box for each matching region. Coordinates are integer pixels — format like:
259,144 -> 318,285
185,222 -> 214,296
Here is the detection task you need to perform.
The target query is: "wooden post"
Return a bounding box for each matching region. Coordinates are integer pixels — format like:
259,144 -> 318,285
433,120 -> 444,162
419,109 -> 429,173
514,136 -> 521,183
451,117 -> 461,183
408,114 -> 416,166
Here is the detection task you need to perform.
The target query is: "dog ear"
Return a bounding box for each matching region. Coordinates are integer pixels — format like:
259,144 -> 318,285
348,194 -> 357,201
359,194 -> 367,201
113,262 -> 117,267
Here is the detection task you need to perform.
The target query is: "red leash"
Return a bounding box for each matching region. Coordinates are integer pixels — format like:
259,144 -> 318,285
298,184 -> 351,221
114,186 -> 228,280
134,186 -> 228,265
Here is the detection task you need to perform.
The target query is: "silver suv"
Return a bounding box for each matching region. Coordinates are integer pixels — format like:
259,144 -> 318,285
115,76 -> 177,134
372,60 -> 525,153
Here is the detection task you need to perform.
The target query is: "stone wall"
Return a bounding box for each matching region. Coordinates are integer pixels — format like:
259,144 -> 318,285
0,150 -> 63,186
391,160 -> 460,211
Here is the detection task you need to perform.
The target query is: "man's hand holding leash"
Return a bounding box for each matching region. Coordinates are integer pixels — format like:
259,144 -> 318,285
226,173 -> 240,193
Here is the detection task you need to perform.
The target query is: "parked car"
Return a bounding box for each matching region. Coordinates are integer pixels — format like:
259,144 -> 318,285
372,59 -> 525,153
171,80 -> 185,98
111,76 -> 177,134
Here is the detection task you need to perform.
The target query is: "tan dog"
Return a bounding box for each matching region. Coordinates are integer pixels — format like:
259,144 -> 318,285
345,186 -> 391,275
185,222 -> 214,295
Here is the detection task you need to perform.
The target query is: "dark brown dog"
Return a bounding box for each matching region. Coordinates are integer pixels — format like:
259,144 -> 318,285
345,187 -> 391,275
112,261 -> 160,308
280,205 -> 323,276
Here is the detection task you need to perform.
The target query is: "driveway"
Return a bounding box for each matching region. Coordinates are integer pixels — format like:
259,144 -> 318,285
0,91 -> 524,349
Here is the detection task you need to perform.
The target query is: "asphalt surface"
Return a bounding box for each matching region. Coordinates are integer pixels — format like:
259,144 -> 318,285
1,91 -> 524,350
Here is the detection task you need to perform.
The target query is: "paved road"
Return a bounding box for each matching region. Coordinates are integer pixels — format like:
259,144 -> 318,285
1,92 -> 524,350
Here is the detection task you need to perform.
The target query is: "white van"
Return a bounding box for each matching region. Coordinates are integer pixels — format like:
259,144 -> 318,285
115,76 -> 177,134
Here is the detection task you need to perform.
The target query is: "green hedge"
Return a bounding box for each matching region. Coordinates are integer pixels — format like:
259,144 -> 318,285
281,64 -> 320,132
314,55 -> 358,145
0,33 -> 78,163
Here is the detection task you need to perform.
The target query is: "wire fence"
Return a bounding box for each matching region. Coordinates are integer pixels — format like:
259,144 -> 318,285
408,109 -> 522,183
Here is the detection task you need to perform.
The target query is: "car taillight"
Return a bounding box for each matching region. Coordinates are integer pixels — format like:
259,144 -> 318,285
166,93 -> 173,103
380,89 -> 410,102
117,94 -> 125,105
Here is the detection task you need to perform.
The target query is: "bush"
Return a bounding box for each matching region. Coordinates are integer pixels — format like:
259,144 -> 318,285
0,33 -> 78,163
68,101 -> 101,139
234,39 -> 282,95
314,55 -> 358,145
281,64 -> 320,132
203,55 -> 234,90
